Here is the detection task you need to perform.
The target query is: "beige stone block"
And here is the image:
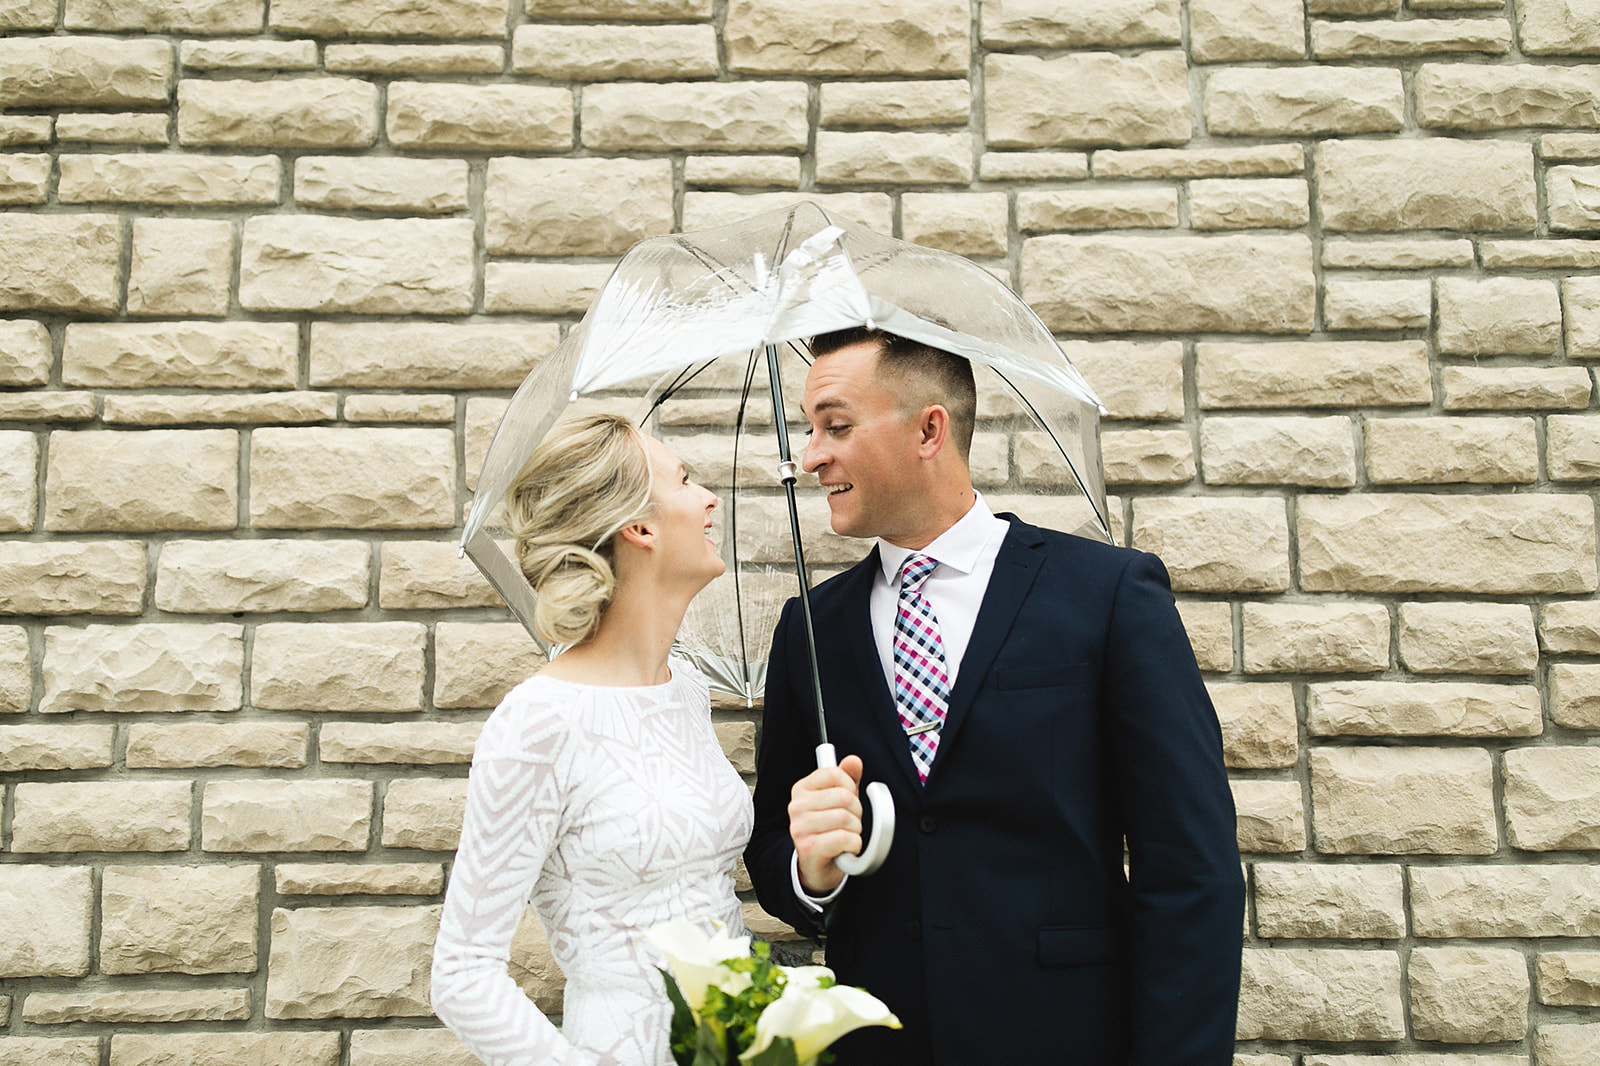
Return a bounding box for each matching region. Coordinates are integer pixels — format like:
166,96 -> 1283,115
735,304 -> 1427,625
1190,0 -> 1303,60
1310,746 -> 1495,854
250,427 -> 453,530
252,622 -> 426,712
0,153 -> 48,204
12,781 -> 191,852
486,157 -> 673,255
46,429 -> 236,532
0,866 -> 92,977
203,779 -> 371,852
102,392 -> 335,426
463,397 -> 510,494
1439,277 -> 1561,355
1131,497 -> 1289,592
1544,602 -> 1600,653
1550,414 -> 1600,480
126,220 -> 232,316
1520,0 -> 1600,54
1413,866 -> 1600,937
382,778 -> 467,850
320,721 -> 481,765
1316,139 -> 1536,231
1023,234 -> 1313,333
1544,132 -> 1600,158
716,720 -> 757,774
387,83 -> 569,151
1179,602 -> 1233,672
1101,429 -> 1194,485
155,539 -> 367,614
0,430 -> 36,532
126,722 -> 307,768
1238,949 -> 1404,1039
1539,952 -> 1600,1006
0,626 -> 28,713
1309,681 -> 1542,737
0,540 -> 147,616
1,0 -> 56,28
508,905 -> 564,1011
24,988 -> 249,1024
900,193 -> 1007,257
0,214 -> 121,313
0,37 -> 171,108
979,152 -> 1090,181
1200,416 -> 1356,487
1188,178 -> 1308,229
295,157 -> 468,214
1243,602 -> 1388,674
986,52 -> 1190,148
1322,238 -> 1475,269
379,541 -> 502,610
434,623 -> 547,709
42,623 -> 242,713
1095,144 -> 1304,179
1198,341 -> 1430,408
1302,493 -> 1596,593
1538,1024 -> 1600,1066
1409,946 -> 1529,1042
1018,187 -> 1178,230
278,864 -> 444,897
345,395 -> 454,423
1206,67 -> 1403,136
271,0 -> 501,34
65,322 -> 294,387
1322,278 -> 1431,330
1253,863 -> 1405,938
1315,18 -> 1512,57
181,39 -> 318,70
1366,416 -> 1538,484
484,262 -> 613,314
725,0 -> 967,75
681,192 -> 894,235
1209,682 -> 1297,768
1551,663 -> 1600,728
325,44 -> 504,74
179,77 -> 375,147
111,1032 -> 340,1066
821,81 -> 970,128
1418,63 -> 1600,130
350,1029 -> 479,1066
1567,276 -> 1600,356
0,319 -> 50,385
240,217 -> 472,313
513,24 -> 716,79
65,0 -> 261,32
816,130 -> 971,184
311,322 -> 554,389
684,155 -> 800,188
267,904 -> 439,1018
1232,779 -> 1306,852
1504,747 -> 1600,850
100,865 -> 258,974
1410,0 -> 1510,8
1066,341 -> 1183,421
1399,602 -> 1538,674
59,153 -> 277,205
586,83 -> 807,153
1444,365 -> 1593,410
0,725 -> 115,771
0,1041 -> 99,1066
982,0 -> 1178,46
54,112 -> 168,143
0,116 -> 53,143
528,0 -> 707,14
0,392 -> 96,422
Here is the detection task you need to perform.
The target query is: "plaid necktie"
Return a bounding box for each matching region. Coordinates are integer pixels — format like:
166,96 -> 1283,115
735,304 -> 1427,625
893,553 -> 951,784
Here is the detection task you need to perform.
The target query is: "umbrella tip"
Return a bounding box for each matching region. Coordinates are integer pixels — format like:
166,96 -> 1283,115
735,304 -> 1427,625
456,544 -> 465,559
569,390 -> 578,402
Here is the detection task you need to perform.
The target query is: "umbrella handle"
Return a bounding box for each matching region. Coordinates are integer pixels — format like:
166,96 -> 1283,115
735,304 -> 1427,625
815,743 -> 895,877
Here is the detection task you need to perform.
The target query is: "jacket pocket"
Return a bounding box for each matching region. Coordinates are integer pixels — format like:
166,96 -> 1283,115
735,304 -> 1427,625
1037,925 -> 1117,967
992,662 -> 1091,690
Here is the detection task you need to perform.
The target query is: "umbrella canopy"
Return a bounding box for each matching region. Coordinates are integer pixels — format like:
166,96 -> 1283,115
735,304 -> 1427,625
463,201 -> 1108,703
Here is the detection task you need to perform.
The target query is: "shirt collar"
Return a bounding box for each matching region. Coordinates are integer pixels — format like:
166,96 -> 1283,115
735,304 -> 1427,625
877,492 -> 1003,584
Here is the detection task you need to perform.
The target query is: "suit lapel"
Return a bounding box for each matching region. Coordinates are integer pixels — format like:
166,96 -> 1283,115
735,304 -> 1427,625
927,516 -> 1045,782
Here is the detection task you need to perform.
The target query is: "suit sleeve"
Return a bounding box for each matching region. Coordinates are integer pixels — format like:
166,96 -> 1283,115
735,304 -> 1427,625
1102,552 -> 1245,1066
744,596 -> 829,939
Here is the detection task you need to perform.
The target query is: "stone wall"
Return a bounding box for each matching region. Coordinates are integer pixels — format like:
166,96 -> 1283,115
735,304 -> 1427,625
2,0 -> 1599,1063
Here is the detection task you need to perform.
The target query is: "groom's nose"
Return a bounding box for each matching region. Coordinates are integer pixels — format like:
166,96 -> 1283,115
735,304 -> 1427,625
800,433 -> 825,472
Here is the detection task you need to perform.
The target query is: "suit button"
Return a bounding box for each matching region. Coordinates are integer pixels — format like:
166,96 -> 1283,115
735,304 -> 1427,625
905,919 -> 921,939
919,815 -> 938,834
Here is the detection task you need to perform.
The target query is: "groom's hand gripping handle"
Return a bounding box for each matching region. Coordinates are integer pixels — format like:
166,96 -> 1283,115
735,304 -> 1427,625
788,753 -> 863,895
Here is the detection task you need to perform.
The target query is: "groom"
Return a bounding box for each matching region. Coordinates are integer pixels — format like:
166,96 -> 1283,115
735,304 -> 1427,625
745,328 -> 1243,1064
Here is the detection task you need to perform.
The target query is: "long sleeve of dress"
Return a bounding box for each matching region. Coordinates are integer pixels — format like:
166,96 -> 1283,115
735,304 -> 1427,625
431,704 -> 601,1066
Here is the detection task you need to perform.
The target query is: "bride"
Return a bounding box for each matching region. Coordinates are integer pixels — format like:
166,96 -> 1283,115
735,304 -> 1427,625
431,414 -> 753,1066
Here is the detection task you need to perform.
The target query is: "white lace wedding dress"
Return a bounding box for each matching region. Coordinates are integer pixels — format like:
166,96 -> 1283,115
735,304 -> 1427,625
431,658 -> 754,1066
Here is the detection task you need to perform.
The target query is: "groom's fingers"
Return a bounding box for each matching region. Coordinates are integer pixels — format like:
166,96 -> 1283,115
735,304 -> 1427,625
789,765 -> 863,892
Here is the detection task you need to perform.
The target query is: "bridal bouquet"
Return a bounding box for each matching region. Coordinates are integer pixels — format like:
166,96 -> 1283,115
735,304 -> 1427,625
647,920 -> 900,1066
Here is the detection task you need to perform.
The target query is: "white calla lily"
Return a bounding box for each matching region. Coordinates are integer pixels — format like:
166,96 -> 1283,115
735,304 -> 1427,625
739,968 -> 901,1065
645,919 -> 752,1013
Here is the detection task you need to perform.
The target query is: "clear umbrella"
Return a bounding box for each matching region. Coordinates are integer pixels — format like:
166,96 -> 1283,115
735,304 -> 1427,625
462,201 -> 1109,876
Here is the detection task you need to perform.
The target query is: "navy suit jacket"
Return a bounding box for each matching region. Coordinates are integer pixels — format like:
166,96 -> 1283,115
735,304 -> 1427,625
746,516 -> 1244,1065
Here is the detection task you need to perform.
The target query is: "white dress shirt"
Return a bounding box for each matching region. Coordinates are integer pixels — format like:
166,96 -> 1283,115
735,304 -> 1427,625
792,493 -> 1011,908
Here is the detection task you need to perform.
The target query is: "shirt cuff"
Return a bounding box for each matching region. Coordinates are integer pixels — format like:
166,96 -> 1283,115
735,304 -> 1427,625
790,851 -> 848,913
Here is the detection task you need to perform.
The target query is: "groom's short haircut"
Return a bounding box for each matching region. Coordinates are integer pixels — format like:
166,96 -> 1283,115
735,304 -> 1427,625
809,327 -> 977,460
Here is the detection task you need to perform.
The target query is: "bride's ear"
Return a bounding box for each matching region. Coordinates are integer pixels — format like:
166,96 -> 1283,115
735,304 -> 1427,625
616,521 -> 654,550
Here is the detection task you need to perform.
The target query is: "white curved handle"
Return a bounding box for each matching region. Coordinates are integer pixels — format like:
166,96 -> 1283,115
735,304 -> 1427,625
816,743 -> 895,877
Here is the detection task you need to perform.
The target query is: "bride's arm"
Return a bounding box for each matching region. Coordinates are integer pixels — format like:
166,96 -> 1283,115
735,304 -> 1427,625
431,700 -> 603,1066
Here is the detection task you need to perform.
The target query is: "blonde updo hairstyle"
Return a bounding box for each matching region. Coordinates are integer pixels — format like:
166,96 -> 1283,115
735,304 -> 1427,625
506,413 -> 655,647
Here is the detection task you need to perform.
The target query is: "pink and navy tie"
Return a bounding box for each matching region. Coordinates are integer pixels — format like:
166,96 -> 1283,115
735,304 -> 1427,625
893,553 -> 951,784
